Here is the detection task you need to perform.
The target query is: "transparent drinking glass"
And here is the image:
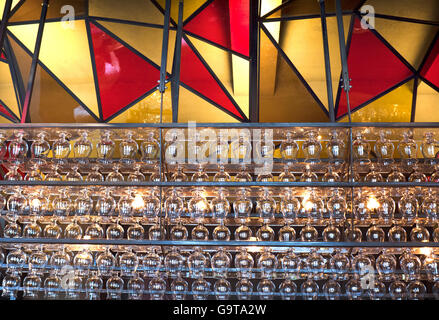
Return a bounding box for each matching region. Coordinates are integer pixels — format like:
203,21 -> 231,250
96,130 -> 115,164
374,129 -> 395,166
30,131 -> 50,165
280,130 -> 299,163
302,130 -> 322,163
352,131 -> 371,164
52,131 -> 71,164
141,131 -> 159,164
397,130 -> 418,166
85,165 -> 105,182
421,131 -> 438,165
236,278 -> 254,300
326,129 -> 346,165
119,131 -> 139,164
171,273 -> 188,300
323,278 -> 342,300
73,130 -> 92,164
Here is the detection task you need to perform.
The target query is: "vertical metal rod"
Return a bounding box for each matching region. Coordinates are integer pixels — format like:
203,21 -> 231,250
159,0 -> 171,96
335,1 -> 355,236
171,0 -> 184,123
410,77 -> 419,122
0,0 -> 12,54
159,0 -> 171,240
335,2 -> 352,123
20,0 -> 50,123
249,0 -> 260,122
319,0 -> 335,122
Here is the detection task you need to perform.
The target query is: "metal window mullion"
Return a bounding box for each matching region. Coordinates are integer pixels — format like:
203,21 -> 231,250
319,0 -> 335,122
0,0 -> 12,54
158,0 -> 172,243
171,0 -> 184,123
335,0 -> 355,236
20,0 -> 50,123
249,0 -> 260,122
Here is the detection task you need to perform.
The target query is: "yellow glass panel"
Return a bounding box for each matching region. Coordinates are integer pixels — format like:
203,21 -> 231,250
272,16 -> 350,111
415,81 -> 439,122
231,55 -> 249,118
0,0 -> 20,18
178,86 -> 240,123
0,115 -> 13,123
261,0 -> 282,17
9,21 -> 100,117
0,61 -> 19,118
89,0 -> 164,25
110,89 -> 172,123
375,18 -> 438,69
259,30 -> 329,122
157,0 -> 207,23
187,35 -> 249,118
366,0 -> 439,22
98,22 -> 176,73
8,23 -> 38,51
339,80 -> 414,122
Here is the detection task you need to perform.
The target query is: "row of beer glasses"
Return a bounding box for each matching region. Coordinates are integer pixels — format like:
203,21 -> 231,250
1,246 -> 438,300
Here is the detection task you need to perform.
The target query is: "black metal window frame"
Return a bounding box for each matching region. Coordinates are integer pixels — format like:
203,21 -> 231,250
0,0 -> 438,123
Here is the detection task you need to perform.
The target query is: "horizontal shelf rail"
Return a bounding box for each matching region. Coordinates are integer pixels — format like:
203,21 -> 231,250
0,238 -> 438,247
1,122 -> 439,129
2,181 -> 439,188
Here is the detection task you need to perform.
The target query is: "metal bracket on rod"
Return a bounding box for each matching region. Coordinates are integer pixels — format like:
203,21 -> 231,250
0,0 -> 13,54
319,0 -> 335,122
20,0 -> 50,123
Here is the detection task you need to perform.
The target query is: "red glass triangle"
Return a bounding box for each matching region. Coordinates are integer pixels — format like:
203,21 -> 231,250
89,22 -> 160,120
421,38 -> 439,89
0,104 -> 13,119
184,0 -> 249,57
337,18 -> 413,119
229,0 -> 249,57
0,52 -> 6,60
180,38 -> 243,119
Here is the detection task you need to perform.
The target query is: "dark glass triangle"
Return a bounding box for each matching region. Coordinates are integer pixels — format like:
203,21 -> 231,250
10,0 -> 87,22
29,64 -> 97,123
266,0 -> 362,18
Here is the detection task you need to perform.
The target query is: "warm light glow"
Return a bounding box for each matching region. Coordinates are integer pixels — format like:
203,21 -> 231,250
131,194 -> 145,210
302,195 -> 314,211
30,198 -> 41,209
419,247 -> 433,257
195,200 -> 208,212
367,196 -> 380,210
247,239 -> 262,252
